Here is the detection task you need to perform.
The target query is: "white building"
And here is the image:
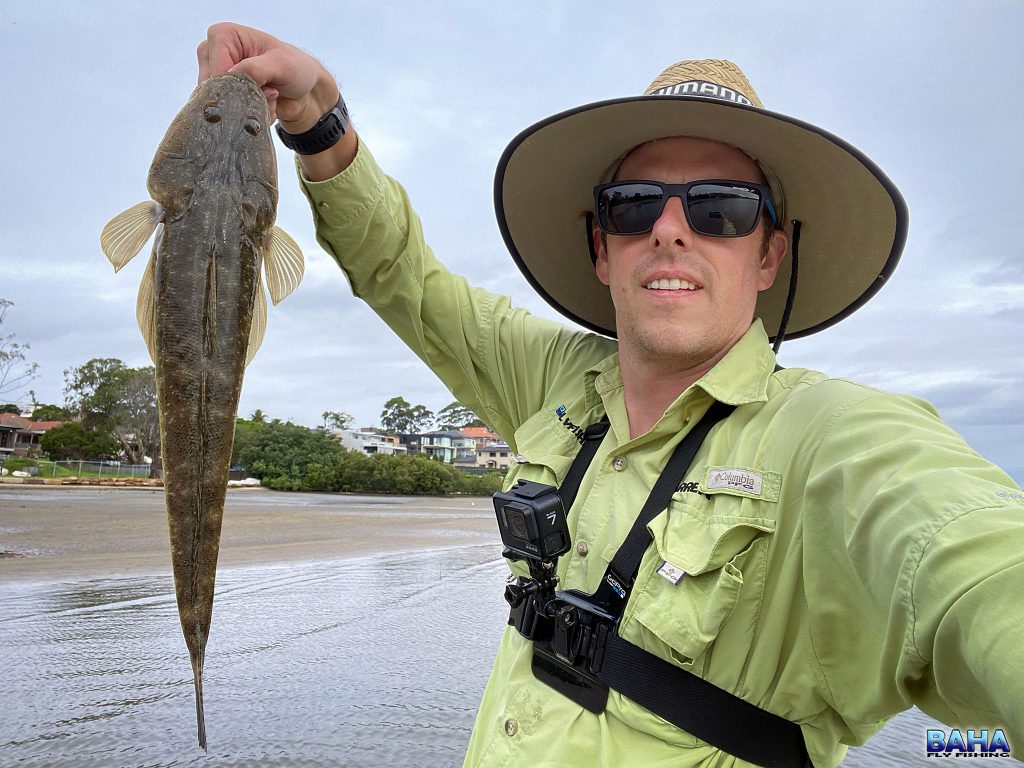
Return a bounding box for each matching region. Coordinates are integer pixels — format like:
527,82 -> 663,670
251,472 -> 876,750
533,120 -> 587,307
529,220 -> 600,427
418,430 -> 478,465
334,428 -> 407,456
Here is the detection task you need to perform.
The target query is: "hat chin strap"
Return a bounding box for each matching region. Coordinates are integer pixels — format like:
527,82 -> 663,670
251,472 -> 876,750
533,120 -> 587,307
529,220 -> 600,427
772,219 -> 802,354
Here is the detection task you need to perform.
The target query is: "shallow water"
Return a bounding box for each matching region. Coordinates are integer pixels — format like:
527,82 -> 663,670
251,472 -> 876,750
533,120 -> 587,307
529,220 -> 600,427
3,545 -> 507,767
2,516 -> 1019,766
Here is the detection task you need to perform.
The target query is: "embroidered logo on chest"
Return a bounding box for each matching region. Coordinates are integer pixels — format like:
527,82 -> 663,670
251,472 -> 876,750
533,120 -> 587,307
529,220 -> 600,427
707,467 -> 764,494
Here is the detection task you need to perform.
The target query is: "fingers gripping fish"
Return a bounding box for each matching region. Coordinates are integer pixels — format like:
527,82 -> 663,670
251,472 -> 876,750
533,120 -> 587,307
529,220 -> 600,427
100,72 -> 303,750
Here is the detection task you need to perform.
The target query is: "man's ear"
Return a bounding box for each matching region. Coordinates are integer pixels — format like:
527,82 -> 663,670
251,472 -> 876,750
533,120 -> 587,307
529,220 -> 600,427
593,226 -> 610,286
757,228 -> 788,291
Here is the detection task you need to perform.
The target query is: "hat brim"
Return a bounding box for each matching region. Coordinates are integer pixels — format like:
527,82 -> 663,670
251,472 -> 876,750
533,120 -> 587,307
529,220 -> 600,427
494,95 -> 908,340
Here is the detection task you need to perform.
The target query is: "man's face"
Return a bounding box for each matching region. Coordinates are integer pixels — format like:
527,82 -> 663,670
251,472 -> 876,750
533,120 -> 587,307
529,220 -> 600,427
593,136 -> 787,371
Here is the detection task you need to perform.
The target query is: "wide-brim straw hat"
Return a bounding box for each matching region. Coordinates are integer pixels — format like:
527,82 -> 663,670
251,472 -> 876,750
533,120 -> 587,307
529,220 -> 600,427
494,60 -> 908,341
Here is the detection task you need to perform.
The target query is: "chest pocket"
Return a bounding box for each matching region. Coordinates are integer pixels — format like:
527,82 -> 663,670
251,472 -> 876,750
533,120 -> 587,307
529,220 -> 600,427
623,492 -> 775,671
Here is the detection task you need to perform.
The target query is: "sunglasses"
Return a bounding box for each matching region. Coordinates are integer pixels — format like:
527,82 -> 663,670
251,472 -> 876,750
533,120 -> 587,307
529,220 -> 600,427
594,179 -> 778,238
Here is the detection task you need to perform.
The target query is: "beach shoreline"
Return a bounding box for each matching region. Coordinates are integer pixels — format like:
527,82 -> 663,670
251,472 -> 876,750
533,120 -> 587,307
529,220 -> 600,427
0,485 -> 498,582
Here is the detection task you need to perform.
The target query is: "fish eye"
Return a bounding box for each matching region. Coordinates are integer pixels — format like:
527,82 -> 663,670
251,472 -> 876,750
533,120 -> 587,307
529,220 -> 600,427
203,104 -> 222,123
244,118 -> 262,135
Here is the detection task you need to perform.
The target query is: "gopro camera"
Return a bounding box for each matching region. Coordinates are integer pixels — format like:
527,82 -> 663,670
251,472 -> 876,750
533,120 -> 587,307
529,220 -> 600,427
492,480 -> 571,561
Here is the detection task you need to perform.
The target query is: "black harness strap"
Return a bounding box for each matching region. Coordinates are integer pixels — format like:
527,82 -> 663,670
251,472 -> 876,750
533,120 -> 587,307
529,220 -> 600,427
557,417 -> 609,512
597,633 -> 809,768
607,400 -> 734,588
547,402 -> 811,768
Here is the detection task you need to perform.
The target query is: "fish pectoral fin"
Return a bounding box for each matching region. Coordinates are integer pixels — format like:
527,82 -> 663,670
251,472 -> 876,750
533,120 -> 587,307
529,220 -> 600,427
246,274 -> 268,367
100,201 -> 163,272
136,247 -> 159,364
263,227 -> 304,305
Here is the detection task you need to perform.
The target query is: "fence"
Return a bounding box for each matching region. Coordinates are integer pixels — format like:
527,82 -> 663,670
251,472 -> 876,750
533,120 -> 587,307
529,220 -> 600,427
47,461 -> 152,479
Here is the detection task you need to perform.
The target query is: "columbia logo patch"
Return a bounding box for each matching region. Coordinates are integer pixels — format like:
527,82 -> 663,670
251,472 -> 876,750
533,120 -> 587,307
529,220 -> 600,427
707,468 -> 763,494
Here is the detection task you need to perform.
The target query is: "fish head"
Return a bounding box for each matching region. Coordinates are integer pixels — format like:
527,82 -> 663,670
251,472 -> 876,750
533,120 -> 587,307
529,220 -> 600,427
147,72 -> 278,228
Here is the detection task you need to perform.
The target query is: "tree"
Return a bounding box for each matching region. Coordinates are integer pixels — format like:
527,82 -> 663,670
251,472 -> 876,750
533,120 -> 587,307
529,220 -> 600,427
249,408 -> 267,423
40,422 -> 119,461
435,401 -> 486,431
63,358 -> 159,465
379,396 -> 434,434
321,410 -> 354,431
233,418 -> 347,491
0,299 -> 39,402
31,403 -> 74,421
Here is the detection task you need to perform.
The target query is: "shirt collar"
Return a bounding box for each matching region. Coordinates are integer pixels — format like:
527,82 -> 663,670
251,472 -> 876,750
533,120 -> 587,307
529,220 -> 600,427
695,319 -> 776,406
583,319 -> 776,436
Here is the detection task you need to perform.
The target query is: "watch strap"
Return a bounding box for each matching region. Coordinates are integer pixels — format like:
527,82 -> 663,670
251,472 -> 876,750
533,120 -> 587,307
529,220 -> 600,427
275,93 -> 350,155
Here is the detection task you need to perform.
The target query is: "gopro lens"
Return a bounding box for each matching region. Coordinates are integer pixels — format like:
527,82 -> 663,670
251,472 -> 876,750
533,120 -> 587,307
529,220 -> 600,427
504,505 -> 530,539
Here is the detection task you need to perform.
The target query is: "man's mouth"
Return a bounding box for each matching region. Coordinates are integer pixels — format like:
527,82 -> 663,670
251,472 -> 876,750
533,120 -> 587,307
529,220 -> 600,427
644,278 -> 700,291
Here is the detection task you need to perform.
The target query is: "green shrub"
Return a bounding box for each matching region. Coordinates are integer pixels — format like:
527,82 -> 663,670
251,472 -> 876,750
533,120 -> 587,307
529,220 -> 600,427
39,422 -> 119,461
231,416 -> 507,495
1,457 -> 37,473
234,419 -> 346,490
458,471 -> 505,496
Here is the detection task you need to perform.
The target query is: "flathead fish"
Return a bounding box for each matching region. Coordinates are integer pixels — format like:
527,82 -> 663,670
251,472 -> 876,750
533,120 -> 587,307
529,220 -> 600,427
100,72 -> 303,749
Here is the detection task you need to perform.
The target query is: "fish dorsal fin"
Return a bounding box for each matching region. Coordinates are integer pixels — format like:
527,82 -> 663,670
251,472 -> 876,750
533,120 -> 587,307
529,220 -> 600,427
263,226 -> 304,305
246,273 -> 268,367
101,201 -> 163,272
136,244 -> 159,364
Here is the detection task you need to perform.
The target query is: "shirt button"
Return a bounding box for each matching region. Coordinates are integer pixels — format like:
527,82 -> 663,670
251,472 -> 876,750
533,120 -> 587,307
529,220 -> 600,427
576,540 -> 589,557
504,718 -> 519,737
318,200 -> 330,210
612,456 -> 627,472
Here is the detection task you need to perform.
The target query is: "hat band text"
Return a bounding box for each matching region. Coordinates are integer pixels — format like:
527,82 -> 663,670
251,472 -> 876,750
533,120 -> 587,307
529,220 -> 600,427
651,80 -> 753,106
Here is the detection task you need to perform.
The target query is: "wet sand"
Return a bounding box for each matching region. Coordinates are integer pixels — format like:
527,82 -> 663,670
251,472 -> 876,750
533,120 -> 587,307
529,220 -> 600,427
0,485 -> 497,581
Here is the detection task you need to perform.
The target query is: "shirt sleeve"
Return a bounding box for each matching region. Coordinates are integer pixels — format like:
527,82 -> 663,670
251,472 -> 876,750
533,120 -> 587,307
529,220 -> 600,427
294,141 -> 614,444
800,383 -> 1024,743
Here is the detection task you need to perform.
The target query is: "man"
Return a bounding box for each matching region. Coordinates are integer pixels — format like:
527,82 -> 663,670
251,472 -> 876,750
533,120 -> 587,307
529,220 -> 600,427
199,23 -> 1023,768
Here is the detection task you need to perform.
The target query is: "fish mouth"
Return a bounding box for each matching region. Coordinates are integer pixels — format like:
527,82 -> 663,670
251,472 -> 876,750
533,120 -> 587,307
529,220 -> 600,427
209,71 -> 259,87
197,71 -> 265,103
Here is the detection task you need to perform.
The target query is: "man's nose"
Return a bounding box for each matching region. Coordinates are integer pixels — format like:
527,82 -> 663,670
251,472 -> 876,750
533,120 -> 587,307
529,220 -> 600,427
649,195 -> 693,248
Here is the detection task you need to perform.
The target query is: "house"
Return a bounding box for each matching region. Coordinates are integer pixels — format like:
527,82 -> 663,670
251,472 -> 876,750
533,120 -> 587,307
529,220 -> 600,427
460,425 -> 502,450
0,414 -> 64,457
411,430 -> 477,465
333,428 -> 407,456
477,442 -> 513,471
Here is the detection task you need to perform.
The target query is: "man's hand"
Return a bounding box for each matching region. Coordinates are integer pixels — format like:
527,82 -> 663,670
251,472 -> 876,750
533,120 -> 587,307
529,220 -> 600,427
197,22 -> 357,179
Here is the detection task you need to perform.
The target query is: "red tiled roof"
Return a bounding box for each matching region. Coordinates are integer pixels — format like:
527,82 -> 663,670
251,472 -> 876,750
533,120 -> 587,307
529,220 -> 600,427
28,421 -> 64,432
0,414 -> 65,432
0,413 -> 31,429
461,426 -> 499,440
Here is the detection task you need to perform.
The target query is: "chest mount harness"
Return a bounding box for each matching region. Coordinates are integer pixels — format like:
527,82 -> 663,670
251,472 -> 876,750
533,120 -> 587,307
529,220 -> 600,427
493,402 -> 811,768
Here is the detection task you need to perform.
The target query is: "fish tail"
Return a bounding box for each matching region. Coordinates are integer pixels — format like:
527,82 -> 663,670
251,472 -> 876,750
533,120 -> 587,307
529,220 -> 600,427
191,654 -> 207,751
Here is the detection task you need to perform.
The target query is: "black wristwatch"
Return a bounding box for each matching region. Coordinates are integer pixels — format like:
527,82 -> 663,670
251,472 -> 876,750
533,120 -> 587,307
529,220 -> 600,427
275,93 -> 350,155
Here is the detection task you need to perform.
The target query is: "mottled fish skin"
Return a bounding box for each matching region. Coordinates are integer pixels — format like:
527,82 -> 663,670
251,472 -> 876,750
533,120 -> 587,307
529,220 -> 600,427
148,72 -> 276,750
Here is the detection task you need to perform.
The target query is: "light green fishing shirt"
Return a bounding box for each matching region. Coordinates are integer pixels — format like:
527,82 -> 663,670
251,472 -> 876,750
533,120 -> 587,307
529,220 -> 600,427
299,143 -> 1024,768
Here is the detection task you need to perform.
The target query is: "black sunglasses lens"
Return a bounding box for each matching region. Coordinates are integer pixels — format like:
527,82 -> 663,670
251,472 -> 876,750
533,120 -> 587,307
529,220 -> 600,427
686,184 -> 761,236
600,183 -> 665,234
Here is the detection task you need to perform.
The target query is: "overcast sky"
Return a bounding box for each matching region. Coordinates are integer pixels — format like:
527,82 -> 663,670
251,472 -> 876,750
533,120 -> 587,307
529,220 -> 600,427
3,1 -> 1022,482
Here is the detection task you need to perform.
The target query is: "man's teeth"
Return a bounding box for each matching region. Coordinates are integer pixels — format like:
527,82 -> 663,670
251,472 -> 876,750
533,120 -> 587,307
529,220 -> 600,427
645,278 -> 698,290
